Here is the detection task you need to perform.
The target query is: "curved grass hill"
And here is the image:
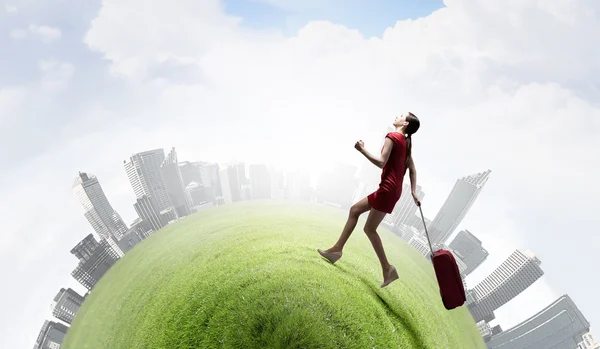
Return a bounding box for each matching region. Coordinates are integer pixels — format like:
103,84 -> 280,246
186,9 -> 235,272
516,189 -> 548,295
62,200 -> 485,349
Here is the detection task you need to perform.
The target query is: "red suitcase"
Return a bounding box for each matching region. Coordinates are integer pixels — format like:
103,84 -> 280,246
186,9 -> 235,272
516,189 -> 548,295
417,202 -> 466,310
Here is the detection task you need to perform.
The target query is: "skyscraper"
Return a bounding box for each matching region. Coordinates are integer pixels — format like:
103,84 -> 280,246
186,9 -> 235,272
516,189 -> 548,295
198,162 -> 222,198
178,161 -> 203,187
219,168 -> 233,204
579,333 -> 600,349
428,170 -> 491,244
448,230 -> 488,276
72,172 -> 128,241
227,165 -> 242,202
70,234 -> 118,291
51,288 -> 85,324
316,164 -> 359,209
284,172 -> 312,201
383,183 -> 425,228
468,249 -> 543,323
486,295 -> 590,349
249,164 -> 271,199
161,147 -> 192,217
33,320 -> 68,349
133,195 -> 168,231
124,149 -> 173,213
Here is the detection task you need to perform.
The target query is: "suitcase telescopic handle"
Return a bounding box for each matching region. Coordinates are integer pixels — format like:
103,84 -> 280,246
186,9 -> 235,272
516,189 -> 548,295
416,201 -> 435,260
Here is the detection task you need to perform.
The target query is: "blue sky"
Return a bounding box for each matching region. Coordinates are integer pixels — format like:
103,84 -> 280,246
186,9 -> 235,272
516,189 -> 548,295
223,0 -> 445,36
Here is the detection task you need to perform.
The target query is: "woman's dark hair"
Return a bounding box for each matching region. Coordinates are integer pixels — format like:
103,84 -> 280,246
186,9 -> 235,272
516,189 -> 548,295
404,112 -> 420,172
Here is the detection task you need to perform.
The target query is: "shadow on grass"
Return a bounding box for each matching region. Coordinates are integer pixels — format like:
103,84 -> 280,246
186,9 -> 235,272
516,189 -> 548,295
319,260 -> 428,349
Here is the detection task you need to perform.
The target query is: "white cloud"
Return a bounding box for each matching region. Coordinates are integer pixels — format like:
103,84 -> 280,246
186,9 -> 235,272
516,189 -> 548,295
5,4 -> 18,14
0,87 -> 28,121
29,24 -> 62,42
38,60 -> 75,91
9,24 -> 62,42
9,28 -> 27,39
2,0 -> 600,347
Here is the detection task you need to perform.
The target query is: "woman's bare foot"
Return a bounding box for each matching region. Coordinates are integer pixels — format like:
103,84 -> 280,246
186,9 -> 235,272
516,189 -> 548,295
381,265 -> 399,288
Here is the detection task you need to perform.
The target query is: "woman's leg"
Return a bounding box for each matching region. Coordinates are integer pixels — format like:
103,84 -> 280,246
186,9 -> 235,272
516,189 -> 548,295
325,197 -> 371,253
363,208 -> 394,279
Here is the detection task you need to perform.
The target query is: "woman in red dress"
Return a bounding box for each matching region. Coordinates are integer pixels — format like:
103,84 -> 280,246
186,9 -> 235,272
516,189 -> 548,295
318,112 -> 421,288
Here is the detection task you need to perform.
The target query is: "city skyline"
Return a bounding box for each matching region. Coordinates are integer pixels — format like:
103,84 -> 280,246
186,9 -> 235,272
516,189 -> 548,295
2,0 -> 599,348
30,144 -> 597,348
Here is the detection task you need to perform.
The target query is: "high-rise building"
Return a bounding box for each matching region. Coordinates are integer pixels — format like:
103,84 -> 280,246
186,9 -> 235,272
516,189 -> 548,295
124,149 -> 173,213
579,333 -> 600,349
161,147 -> 192,217
178,161 -> 203,187
449,249 -> 468,275
468,249 -> 543,323
487,295 -> 590,349
270,167 -> 286,200
198,162 -> 222,198
249,164 -> 271,199
408,235 -> 431,258
50,288 -> 85,324
72,172 -> 128,241
133,195 -> 168,231
316,164 -> 359,209
283,171 -> 312,201
428,170 -> 491,244
219,168 -> 233,204
383,183 -> 425,228
33,320 -> 68,349
185,181 -> 217,206
448,230 -> 488,276
227,165 -> 242,202
476,321 -> 493,342
70,234 -> 118,291
394,224 -> 419,243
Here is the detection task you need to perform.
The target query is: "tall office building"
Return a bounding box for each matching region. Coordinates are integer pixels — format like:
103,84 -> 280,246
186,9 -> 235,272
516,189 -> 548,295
178,161 -> 203,187
219,168 -> 233,204
249,164 -> 271,199
270,167 -> 286,200
185,181 -> 217,206
316,164 -> 359,209
579,333 -> 600,349
448,230 -> 489,276
408,235 -> 431,258
219,165 -> 242,203
383,184 -> 425,228
468,249 -> 543,323
72,172 -> 128,241
477,321 -> 493,342
70,234 -> 118,291
428,170 -> 491,244
124,149 -> 173,212
50,288 -> 85,324
487,295 -> 590,349
161,147 -> 192,217
33,320 -> 68,349
133,195 -> 169,231
283,171 -> 312,201
198,162 -> 222,198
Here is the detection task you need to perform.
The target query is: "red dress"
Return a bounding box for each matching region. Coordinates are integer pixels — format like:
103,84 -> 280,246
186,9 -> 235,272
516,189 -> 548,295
367,132 -> 408,214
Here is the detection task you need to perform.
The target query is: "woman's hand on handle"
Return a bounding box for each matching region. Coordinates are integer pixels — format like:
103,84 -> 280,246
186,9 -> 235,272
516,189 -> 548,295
412,191 -> 420,206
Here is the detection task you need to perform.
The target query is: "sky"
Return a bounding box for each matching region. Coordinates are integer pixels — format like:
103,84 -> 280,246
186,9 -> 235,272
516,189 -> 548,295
1,0 -> 599,347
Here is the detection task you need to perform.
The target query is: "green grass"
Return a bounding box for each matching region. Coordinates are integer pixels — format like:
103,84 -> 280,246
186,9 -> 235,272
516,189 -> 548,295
62,200 -> 485,349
